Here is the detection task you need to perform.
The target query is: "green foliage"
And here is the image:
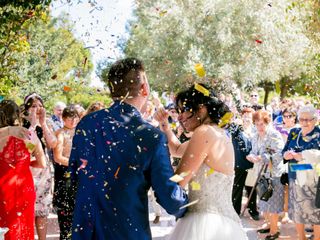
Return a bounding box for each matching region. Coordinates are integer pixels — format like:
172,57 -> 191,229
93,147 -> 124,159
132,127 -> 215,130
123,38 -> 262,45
0,1 -> 51,96
124,0 -> 318,100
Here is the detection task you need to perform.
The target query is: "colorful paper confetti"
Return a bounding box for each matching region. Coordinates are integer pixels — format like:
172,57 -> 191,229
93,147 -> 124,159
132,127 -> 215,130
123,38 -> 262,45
194,63 -> 206,77
179,199 -> 199,209
194,83 -> 210,96
190,181 -> 201,191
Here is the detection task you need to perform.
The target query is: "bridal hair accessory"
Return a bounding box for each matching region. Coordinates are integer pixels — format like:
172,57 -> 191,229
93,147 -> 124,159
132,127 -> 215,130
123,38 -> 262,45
24,93 -> 42,104
194,83 -> 210,96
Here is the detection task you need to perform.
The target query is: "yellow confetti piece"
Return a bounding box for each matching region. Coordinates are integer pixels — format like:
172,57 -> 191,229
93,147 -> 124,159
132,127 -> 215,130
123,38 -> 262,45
159,10 -> 167,17
205,168 -> 214,177
179,171 -> 190,178
218,112 -> 233,128
82,130 -> 86,136
169,174 -> 184,183
316,163 -> 320,176
194,63 -> 206,77
190,181 -> 201,191
179,199 -> 199,209
194,83 -> 209,96
64,172 -> 71,178
25,142 -> 35,151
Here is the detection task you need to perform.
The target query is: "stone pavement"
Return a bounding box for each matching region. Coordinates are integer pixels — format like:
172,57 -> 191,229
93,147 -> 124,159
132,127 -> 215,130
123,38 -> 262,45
42,203 -> 307,240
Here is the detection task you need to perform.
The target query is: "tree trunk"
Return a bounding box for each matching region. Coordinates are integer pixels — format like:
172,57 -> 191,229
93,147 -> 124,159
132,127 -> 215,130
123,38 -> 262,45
280,76 -> 290,100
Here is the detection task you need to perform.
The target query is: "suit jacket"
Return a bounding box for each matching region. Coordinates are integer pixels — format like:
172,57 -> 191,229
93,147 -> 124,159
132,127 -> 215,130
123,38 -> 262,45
69,101 -> 188,240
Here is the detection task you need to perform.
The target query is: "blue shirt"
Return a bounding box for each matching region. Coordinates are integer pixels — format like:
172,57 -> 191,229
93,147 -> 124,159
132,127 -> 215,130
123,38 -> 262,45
69,101 -> 188,240
282,126 -> 320,179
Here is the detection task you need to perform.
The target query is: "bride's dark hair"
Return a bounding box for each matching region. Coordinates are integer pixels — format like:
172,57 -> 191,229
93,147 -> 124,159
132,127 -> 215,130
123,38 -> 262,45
175,83 -> 231,125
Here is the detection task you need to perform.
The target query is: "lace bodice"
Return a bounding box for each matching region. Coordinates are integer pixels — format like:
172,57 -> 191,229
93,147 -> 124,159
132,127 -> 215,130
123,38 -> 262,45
187,164 -> 241,223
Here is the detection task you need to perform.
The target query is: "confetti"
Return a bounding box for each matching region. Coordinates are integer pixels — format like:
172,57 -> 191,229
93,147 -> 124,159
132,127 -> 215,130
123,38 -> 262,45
159,10 -> 168,17
25,142 -> 35,151
180,171 -> 190,178
63,86 -> 71,92
190,181 -> 201,191
205,168 -> 214,177
218,112 -> 234,128
179,199 -> 199,209
114,167 -> 120,179
316,163 -> 320,176
169,174 -> 184,183
194,83 -> 209,96
194,63 -> 206,77
255,39 -> 263,44
77,158 -> 88,171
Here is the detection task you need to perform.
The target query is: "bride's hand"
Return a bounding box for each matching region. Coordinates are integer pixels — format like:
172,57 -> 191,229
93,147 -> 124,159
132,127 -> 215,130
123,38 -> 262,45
153,107 -> 170,131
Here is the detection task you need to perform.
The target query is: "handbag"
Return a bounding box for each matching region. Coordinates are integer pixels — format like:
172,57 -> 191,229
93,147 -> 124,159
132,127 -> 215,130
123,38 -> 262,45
316,176 -> 320,208
256,164 -> 274,202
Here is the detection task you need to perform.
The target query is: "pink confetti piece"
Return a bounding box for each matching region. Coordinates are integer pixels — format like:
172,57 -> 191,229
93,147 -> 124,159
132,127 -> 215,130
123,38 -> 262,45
77,158 -> 88,171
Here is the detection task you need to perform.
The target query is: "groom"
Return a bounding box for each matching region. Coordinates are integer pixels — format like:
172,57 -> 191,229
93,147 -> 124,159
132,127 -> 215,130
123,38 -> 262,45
69,58 -> 188,239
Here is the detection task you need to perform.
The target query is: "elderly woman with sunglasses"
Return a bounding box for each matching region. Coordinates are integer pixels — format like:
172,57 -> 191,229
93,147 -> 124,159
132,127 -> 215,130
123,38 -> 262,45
282,104 -> 320,240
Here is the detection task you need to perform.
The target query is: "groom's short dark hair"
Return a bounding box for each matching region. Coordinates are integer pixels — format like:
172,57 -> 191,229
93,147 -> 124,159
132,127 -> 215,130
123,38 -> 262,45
106,58 -> 145,99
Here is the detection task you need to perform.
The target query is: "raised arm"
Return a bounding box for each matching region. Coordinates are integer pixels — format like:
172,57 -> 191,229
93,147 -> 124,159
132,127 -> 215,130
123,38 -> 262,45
153,107 -> 188,157
39,108 -> 57,148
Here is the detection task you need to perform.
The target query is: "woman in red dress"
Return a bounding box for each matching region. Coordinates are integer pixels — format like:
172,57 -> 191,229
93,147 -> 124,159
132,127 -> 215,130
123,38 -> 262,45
0,100 -> 46,240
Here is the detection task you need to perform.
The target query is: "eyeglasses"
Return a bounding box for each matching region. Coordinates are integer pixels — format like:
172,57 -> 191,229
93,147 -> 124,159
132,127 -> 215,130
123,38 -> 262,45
250,94 -> 258,97
283,115 -> 294,119
298,118 -> 315,123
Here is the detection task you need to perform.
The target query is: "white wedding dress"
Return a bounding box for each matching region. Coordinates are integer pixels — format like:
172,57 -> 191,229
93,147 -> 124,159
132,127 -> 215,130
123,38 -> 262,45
168,164 -> 248,240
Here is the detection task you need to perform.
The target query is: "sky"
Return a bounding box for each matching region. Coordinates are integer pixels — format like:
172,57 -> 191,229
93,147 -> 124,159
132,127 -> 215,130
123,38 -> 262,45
50,0 -> 135,87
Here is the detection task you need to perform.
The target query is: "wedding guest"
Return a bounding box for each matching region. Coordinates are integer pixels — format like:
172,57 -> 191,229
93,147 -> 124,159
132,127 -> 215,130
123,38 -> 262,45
85,101 -> 105,115
241,107 -> 260,220
69,58 -> 188,239
49,101 -> 66,131
275,107 -> 298,224
53,105 -> 80,240
22,93 -> 57,240
247,110 -> 285,240
282,105 -> 320,240
0,100 -> 46,240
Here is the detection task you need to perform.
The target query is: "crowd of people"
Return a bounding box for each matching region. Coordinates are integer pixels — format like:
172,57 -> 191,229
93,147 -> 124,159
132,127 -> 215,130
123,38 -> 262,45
0,57 -> 319,240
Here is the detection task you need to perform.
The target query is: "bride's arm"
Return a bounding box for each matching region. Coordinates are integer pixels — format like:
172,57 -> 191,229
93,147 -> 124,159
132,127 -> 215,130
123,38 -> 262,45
154,107 -> 189,157
176,125 -> 212,188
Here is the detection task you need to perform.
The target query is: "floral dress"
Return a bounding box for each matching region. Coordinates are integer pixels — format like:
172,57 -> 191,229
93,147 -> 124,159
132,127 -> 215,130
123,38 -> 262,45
23,120 -> 53,217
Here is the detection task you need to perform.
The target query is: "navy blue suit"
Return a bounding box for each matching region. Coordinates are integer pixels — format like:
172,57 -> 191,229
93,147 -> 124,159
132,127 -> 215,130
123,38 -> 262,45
69,101 -> 188,240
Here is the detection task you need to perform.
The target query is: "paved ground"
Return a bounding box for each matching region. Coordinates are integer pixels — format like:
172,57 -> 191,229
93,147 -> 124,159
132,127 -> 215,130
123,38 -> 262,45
40,197 -> 312,240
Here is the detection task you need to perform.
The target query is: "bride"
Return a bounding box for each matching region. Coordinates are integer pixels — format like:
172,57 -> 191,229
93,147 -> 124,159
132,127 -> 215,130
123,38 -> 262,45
154,83 -> 248,240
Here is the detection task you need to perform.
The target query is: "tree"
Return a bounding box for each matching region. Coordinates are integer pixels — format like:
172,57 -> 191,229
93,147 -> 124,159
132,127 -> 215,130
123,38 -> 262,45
0,1 -> 51,96
124,0 -> 316,100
